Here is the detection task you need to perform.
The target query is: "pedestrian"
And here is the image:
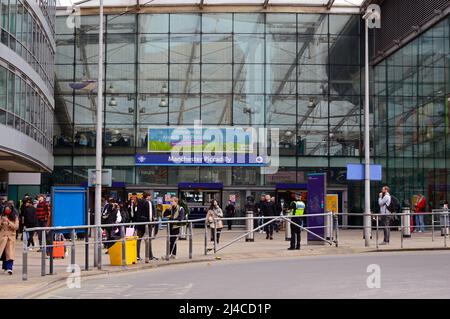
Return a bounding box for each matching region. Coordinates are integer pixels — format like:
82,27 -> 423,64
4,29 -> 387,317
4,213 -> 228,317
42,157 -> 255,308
23,199 -> 37,249
224,200 -> 235,231
19,195 -> 30,240
35,195 -> 50,252
134,192 -> 157,261
261,194 -> 275,240
206,199 -> 224,245
127,193 -> 138,224
414,194 -> 426,233
255,195 -> 265,233
288,194 -> 305,250
378,186 -> 394,245
163,197 -> 186,259
0,206 -> 19,275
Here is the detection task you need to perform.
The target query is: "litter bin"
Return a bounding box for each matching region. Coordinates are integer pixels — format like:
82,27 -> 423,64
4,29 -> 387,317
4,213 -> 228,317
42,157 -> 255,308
108,236 -> 138,266
401,207 -> 411,238
440,210 -> 449,236
245,211 -> 254,242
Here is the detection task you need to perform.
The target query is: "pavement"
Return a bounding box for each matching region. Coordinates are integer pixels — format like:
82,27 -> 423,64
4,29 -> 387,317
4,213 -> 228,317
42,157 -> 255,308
1,226 -> 449,299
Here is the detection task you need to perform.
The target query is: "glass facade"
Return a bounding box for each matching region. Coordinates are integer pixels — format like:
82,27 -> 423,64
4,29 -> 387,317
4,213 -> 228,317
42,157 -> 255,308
0,0 -> 55,157
373,17 -> 450,209
0,0 -> 56,91
53,13 -> 363,193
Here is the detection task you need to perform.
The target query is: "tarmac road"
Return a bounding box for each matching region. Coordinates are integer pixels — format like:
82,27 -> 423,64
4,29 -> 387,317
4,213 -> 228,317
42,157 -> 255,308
39,251 -> 450,299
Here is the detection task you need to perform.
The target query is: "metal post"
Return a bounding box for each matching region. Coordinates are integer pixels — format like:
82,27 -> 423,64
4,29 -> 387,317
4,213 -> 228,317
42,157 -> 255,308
432,212 -> 435,241
334,214 -> 339,247
245,211 -> 254,242
363,17 -> 371,248
213,219 -> 217,254
121,225 -> 126,267
93,0 -> 105,270
71,229 -> 76,267
85,230 -> 89,271
144,224 -> 149,263
444,213 -> 448,248
166,222 -> 170,260
285,214 -> 291,241
376,215 -> 379,250
204,221 -> 208,255
22,230 -> 28,281
400,213 -> 404,249
41,230 -> 46,276
49,230 -> 54,275
188,222 -> 193,259
97,226 -> 102,270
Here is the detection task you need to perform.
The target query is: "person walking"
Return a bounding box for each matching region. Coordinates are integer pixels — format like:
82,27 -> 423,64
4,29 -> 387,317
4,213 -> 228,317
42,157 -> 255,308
163,197 -> 186,259
224,200 -> 235,231
271,197 -> 282,233
134,192 -> 157,261
414,194 -> 426,233
23,199 -> 37,249
0,206 -> 19,275
378,186 -> 392,245
261,194 -> 275,240
35,195 -> 50,251
255,195 -> 265,233
288,194 -> 305,250
206,199 -> 224,245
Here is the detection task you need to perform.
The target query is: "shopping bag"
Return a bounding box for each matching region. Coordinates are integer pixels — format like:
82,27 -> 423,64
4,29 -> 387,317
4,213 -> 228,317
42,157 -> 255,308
125,227 -> 135,237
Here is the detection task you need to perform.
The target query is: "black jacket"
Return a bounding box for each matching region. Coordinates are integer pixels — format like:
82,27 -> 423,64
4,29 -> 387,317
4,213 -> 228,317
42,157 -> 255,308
134,199 -> 156,223
225,204 -> 236,217
24,206 -> 38,228
261,201 -> 276,217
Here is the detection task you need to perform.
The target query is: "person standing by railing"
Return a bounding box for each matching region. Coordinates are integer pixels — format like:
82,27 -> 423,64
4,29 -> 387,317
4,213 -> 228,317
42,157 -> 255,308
378,186 -> 392,245
414,194 -> 426,233
134,192 -> 157,261
164,197 -> 186,259
206,199 -> 224,245
23,199 -> 37,250
35,195 -> 50,252
0,206 -> 19,275
224,200 -> 235,231
288,193 -> 305,250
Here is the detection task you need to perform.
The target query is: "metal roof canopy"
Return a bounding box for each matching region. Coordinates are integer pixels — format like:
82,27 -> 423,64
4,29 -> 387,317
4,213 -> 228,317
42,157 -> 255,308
57,0 -> 364,10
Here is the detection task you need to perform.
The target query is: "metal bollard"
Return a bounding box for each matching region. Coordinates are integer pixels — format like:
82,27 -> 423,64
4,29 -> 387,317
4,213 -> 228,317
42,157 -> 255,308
41,230 -> 46,276
213,219 -> 217,253
285,215 -> 291,241
49,230 -> 54,275
376,215 -> 379,250
444,213 -> 448,248
189,222 -> 193,259
401,207 -> 411,238
71,229 -> 76,268
400,214 -> 404,249
204,222 -> 208,255
121,226 -> 126,267
144,224 -> 149,263
22,231 -> 28,281
334,214 -> 339,247
245,211 -> 254,242
324,212 -> 332,240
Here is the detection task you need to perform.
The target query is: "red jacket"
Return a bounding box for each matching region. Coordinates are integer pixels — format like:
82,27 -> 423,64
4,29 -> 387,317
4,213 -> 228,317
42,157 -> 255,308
36,201 -> 50,222
415,196 -> 426,212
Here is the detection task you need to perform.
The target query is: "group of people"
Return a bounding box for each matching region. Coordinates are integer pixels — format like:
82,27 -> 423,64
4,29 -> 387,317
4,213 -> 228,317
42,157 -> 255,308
101,193 -> 186,260
0,194 -> 50,275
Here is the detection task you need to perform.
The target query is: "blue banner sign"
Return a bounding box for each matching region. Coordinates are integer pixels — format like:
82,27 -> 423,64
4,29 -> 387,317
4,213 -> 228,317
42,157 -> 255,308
307,173 -> 326,242
346,164 -> 382,181
135,153 -> 267,166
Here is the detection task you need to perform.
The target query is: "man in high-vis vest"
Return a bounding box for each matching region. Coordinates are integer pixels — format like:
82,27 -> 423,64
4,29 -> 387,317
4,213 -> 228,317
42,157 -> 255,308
288,194 -> 305,250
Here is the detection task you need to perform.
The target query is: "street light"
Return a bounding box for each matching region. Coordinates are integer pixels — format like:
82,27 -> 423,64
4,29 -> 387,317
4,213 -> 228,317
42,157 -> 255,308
362,4 -> 381,247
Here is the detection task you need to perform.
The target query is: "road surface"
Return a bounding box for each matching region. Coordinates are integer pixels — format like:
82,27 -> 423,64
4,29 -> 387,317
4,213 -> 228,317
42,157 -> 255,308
39,251 -> 450,299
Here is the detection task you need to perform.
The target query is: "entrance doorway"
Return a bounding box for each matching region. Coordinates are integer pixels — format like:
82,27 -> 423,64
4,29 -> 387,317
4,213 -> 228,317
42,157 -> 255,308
178,183 -> 223,223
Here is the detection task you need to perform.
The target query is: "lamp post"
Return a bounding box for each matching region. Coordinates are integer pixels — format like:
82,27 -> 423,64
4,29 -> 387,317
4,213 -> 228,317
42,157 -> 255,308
362,5 -> 381,247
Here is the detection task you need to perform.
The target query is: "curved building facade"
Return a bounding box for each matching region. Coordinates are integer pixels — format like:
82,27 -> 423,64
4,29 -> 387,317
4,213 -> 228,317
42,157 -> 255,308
0,0 -> 55,179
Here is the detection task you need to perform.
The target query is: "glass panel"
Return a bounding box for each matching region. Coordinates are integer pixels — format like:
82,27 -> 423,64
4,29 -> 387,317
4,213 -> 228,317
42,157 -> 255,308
105,94 -> 135,124
169,94 -> 200,125
169,64 -> 200,94
201,64 -> 232,94
234,13 -> 265,34
170,34 -> 200,63
234,64 -> 264,94
170,13 -> 200,33
266,34 -> 297,64
202,13 -> 232,33
234,34 -> 264,64
201,34 -> 232,63
233,94 -> 264,125
138,64 -> 168,93
139,14 -> 169,33
266,13 -> 296,34
201,94 -> 231,125
136,166 -> 168,185
138,34 -> 168,63
106,34 -> 136,63
107,14 -> 136,33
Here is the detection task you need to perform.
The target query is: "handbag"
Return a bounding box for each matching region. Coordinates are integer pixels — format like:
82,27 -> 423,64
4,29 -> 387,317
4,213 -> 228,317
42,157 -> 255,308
125,226 -> 135,237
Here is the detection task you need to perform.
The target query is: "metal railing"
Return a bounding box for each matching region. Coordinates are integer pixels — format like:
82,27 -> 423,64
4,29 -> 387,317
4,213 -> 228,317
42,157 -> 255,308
21,218 -> 205,281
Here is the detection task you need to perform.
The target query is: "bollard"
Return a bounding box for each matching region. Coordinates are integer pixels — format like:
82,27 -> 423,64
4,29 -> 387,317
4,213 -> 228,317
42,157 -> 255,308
245,211 -> 254,242
285,215 -> 291,241
444,213 -> 448,248
121,226 -> 126,267
213,219 -> 218,253
376,215 -> 379,250
189,222 -> 193,259
440,209 -> 449,237
22,231 -> 28,281
324,212 -> 332,240
204,221 -> 208,255
334,214 -> 339,247
401,207 -> 411,238
71,229 -> 76,268
144,224 -> 149,264
49,230 -> 54,275
41,230 -> 46,276
400,214 -> 404,249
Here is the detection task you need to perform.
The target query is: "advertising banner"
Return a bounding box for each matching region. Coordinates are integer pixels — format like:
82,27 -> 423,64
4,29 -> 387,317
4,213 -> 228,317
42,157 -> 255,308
307,173 -> 326,242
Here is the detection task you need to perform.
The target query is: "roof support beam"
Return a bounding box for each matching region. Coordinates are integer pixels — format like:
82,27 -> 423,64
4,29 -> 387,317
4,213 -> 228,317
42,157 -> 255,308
326,0 -> 336,10
199,0 -> 205,10
263,0 -> 270,9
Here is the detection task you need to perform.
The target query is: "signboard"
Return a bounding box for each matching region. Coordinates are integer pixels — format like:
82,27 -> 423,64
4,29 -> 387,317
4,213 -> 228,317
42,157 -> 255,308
307,173 -> 326,243
135,154 -> 267,166
326,194 -> 339,213
88,169 -> 112,187
147,126 -> 254,153
52,186 -> 87,233
346,164 -> 382,181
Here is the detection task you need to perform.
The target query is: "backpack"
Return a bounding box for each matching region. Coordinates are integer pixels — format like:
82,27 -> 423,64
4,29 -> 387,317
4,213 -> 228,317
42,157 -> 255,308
387,195 -> 400,216
180,199 -> 189,221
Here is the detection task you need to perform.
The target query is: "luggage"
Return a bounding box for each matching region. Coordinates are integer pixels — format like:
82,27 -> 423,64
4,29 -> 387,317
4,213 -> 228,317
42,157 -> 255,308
47,233 -> 66,259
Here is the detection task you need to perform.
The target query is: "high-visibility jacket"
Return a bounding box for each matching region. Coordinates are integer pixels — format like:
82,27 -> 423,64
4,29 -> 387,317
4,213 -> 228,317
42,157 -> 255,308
291,201 -> 305,216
